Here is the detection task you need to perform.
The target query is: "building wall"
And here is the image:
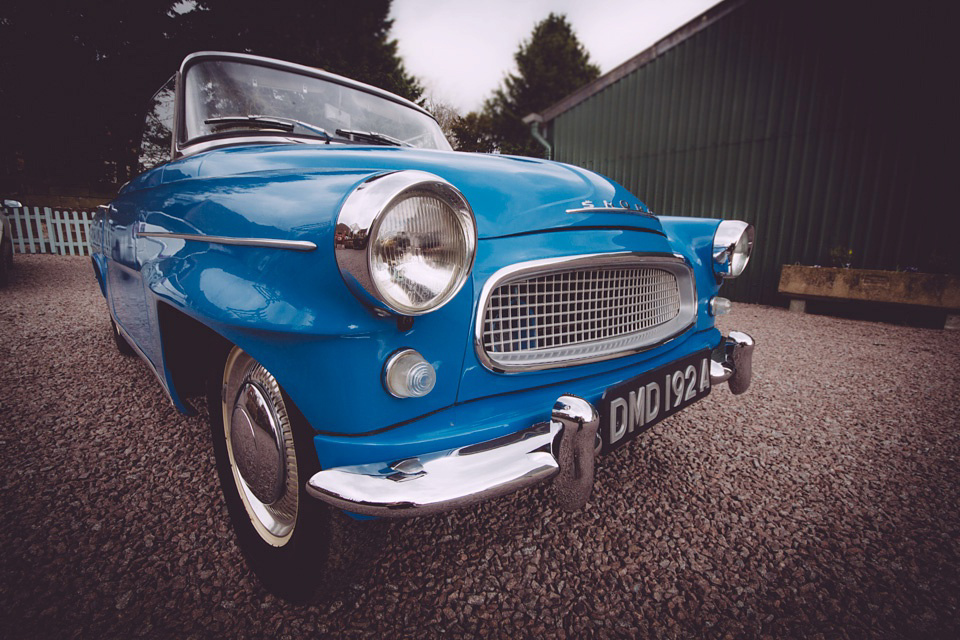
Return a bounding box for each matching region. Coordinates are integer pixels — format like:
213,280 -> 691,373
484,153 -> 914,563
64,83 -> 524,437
547,0 -> 956,304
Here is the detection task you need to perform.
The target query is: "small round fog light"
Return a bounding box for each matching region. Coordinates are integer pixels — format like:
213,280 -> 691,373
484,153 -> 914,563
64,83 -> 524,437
383,349 -> 436,398
710,296 -> 732,316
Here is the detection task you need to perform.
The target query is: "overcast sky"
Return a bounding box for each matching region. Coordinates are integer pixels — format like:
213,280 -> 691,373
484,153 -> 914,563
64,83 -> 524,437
389,0 -> 723,113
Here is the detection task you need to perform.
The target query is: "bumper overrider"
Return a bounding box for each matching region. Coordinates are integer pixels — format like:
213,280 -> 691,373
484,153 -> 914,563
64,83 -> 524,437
306,331 -> 755,517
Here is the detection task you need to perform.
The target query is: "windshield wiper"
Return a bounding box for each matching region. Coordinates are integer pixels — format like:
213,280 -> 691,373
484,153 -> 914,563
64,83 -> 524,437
205,115 -> 331,142
335,128 -> 409,147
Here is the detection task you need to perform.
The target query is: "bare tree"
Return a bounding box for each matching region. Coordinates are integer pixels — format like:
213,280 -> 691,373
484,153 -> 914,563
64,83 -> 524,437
423,96 -> 461,147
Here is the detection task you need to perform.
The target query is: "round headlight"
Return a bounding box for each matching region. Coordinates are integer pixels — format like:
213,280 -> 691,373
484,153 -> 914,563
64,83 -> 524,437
712,220 -> 755,279
336,171 -> 477,315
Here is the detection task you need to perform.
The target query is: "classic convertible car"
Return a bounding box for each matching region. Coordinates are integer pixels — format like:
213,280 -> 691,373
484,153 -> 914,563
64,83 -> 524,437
91,51 -> 754,598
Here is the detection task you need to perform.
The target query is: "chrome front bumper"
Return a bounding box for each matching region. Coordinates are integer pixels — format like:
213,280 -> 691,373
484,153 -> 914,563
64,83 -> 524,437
709,330 -> 755,395
307,331 -> 755,518
306,395 -> 599,517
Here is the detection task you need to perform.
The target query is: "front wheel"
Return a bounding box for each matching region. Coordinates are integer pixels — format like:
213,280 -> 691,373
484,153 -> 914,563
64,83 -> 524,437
208,346 -> 384,601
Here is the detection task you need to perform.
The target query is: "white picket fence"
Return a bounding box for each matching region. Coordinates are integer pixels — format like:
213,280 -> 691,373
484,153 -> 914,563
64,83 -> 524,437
2,206 -> 95,257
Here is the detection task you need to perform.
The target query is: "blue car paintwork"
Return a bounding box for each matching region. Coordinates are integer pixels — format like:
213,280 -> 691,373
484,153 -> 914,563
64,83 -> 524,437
124,145 -> 660,239
312,326 -> 720,470
96,142 -> 726,467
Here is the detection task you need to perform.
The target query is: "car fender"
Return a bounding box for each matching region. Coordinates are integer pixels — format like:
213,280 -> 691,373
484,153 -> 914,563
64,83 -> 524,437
131,170 -> 472,434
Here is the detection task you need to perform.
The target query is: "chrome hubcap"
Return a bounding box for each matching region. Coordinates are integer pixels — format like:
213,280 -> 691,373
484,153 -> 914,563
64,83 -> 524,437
230,382 -> 286,505
222,348 -> 299,546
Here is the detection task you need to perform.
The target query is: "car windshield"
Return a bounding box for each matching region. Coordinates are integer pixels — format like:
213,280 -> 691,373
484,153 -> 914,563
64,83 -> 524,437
182,59 -> 451,150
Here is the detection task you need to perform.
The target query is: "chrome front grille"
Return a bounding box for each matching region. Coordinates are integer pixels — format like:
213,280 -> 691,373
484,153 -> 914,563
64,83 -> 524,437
476,254 -> 695,371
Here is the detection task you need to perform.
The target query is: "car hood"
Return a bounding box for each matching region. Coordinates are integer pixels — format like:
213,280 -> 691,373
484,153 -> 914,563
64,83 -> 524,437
162,144 -> 662,239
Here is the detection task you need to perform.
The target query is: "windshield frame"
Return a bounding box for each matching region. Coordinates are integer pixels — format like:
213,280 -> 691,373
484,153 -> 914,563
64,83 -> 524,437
175,51 -> 449,157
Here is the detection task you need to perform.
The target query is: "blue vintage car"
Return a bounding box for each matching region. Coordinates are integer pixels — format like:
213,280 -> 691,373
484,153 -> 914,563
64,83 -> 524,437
91,51 -> 754,598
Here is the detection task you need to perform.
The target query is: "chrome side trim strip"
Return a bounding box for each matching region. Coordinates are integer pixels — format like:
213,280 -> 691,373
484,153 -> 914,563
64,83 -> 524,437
474,252 -> 697,373
138,232 -> 317,251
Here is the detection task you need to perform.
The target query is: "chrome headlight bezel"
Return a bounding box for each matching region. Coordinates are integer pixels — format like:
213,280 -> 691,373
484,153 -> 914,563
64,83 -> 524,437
712,220 -> 755,279
335,170 -> 478,316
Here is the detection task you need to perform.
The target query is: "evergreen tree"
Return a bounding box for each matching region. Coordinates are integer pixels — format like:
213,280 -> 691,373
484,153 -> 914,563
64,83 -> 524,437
457,13 -> 599,156
0,0 -> 422,191
451,112 -> 496,153
184,0 -> 422,102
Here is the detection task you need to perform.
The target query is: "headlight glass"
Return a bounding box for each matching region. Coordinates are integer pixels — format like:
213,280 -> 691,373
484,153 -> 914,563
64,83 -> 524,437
370,193 -> 472,313
336,171 -> 477,315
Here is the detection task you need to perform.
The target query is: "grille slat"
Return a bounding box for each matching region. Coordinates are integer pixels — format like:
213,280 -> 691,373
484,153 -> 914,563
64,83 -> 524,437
479,261 -> 690,370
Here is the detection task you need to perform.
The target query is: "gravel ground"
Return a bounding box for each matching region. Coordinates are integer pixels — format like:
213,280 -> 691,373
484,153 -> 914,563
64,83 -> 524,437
1,254 -> 959,639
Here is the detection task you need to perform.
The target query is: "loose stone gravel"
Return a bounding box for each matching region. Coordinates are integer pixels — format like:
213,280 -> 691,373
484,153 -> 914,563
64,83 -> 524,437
1,254 -> 959,638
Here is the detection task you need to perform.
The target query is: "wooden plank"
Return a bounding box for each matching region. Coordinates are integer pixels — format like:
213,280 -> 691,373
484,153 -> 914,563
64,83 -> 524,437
34,207 -> 44,253
65,211 -> 76,256
82,214 -> 92,256
24,207 -> 37,253
53,210 -> 65,255
34,206 -> 47,253
72,211 -> 83,255
44,208 -> 57,254
12,207 -> 26,254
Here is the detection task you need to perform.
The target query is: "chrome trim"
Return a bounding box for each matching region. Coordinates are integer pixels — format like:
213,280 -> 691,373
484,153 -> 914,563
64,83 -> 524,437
230,381 -> 287,505
222,348 -> 299,546
565,207 -> 655,218
306,394 -> 602,517
306,420 -> 562,517
712,220 -> 755,279
137,231 -> 316,251
709,330 -> 755,395
334,170 -> 478,316
474,252 -> 696,373
552,395 -> 600,511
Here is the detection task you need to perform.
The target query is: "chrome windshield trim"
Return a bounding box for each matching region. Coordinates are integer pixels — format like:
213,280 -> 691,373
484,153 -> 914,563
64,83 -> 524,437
138,232 -> 317,251
474,252 -> 696,373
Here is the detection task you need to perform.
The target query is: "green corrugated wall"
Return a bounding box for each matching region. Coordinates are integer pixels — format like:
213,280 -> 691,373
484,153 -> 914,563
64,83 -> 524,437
547,0 -> 956,304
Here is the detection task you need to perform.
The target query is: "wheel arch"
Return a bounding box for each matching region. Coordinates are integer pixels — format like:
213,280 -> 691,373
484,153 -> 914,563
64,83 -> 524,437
91,255 -> 107,297
156,300 -> 233,406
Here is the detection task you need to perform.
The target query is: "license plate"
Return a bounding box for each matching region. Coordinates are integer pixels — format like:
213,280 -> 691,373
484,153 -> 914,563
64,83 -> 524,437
600,350 -> 712,453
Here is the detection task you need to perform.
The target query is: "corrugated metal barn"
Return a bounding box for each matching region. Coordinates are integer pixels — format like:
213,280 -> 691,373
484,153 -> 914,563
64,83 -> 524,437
534,0 -> 956,304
